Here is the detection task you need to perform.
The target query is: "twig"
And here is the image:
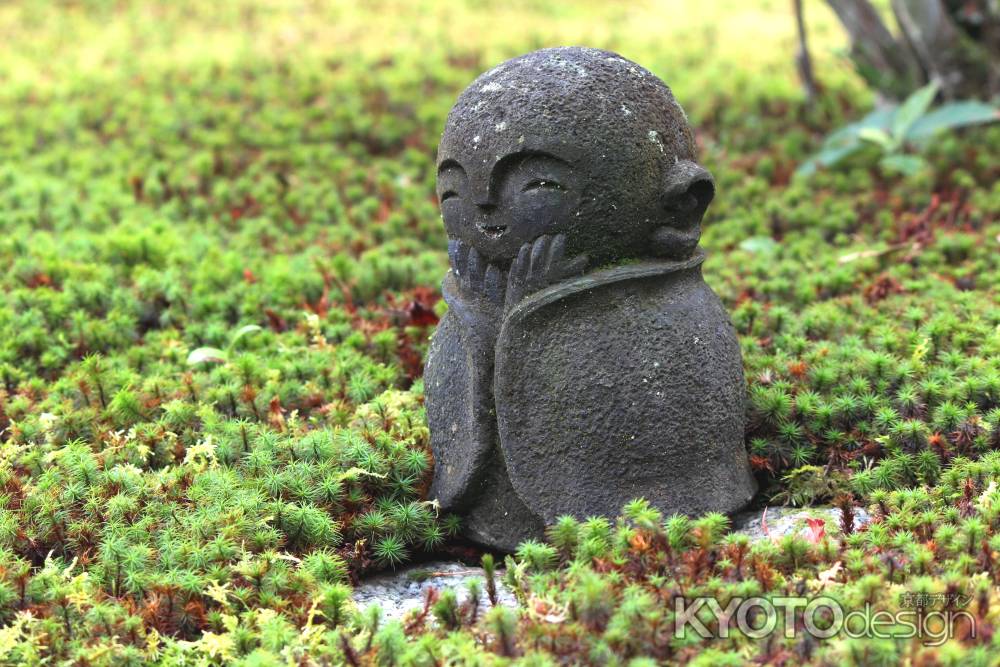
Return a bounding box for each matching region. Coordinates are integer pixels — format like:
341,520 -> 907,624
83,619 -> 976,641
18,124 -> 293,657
794,0 -> 820,103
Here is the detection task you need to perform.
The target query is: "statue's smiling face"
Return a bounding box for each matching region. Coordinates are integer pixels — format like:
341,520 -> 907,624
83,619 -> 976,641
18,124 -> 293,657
436,150 -> 582,264
436,47 -> 704,266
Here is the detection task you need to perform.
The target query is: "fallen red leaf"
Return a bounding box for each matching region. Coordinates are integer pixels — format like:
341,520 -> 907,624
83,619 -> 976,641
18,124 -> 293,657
805,517 -> 826,545
406,300 -> 439,327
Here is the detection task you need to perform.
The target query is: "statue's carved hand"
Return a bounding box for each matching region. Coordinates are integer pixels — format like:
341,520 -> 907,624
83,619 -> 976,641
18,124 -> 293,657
505,234 -> 587,313
445,239 -> 504,346
448,239 -> 506,308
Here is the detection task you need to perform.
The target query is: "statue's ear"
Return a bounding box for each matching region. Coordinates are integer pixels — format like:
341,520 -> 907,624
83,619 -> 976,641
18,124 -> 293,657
660,160 -> 715,226
651,160 -> 714,260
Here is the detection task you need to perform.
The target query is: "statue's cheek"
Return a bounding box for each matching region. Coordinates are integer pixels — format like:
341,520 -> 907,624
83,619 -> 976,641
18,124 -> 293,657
441,203 -> 472,236
507,195 -> 577,234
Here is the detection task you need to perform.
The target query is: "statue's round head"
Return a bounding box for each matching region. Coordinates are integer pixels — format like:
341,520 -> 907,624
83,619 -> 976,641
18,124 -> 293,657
437,47 -> 715,265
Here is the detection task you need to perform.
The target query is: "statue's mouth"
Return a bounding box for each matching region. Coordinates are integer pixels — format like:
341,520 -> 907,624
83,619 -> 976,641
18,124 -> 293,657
478,224 -> 507,240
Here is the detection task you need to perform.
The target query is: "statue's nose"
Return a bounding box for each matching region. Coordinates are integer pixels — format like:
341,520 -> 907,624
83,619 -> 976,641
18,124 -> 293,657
468,176 -> 493,209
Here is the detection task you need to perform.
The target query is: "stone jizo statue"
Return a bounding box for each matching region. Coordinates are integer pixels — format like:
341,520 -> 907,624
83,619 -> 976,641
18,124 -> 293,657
425,47 -> 756,551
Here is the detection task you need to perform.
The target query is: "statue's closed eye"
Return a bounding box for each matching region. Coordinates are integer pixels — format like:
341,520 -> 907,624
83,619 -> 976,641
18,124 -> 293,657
521,179 -> 565,193
440,190 -> 459,202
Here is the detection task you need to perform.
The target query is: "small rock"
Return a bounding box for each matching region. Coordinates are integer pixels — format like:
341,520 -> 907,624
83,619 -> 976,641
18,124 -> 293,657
353,505 -> 870,620
733,505 -> 870,542
352,560 -> 517,622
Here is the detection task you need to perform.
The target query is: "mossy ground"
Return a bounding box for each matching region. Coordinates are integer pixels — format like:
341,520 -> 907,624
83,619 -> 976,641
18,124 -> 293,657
0,1 -> 998,664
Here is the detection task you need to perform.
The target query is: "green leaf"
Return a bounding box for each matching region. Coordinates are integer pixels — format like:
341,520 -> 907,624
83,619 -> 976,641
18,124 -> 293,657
186,347 -> 228,365
858,128 -> 894,150
892,80 -> 939,141
795,143 -> 862,176
740,236 -> 779,254
230,324 -> 263,348
797,105 -> 895,177
879,154 -> 927,176
836,105 -> 896,139
906,100 -> 1000,142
